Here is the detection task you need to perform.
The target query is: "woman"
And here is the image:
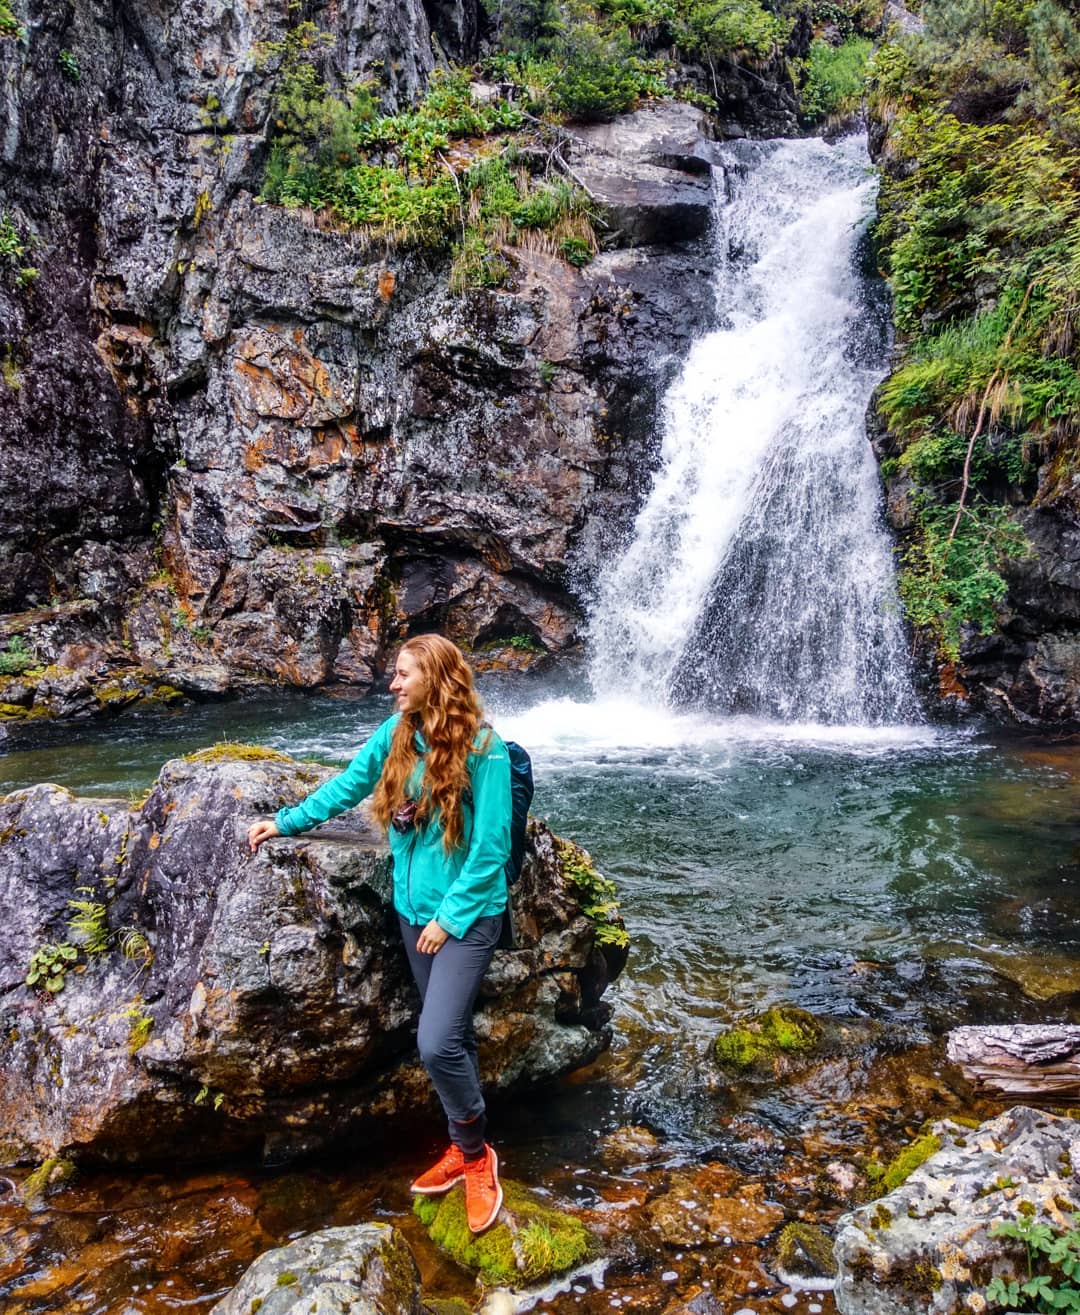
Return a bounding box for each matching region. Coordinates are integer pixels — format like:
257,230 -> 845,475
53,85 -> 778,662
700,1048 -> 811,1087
247,634 -> 510,1234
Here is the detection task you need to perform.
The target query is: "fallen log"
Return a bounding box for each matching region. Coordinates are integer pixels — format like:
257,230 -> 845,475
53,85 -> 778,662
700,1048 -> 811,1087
947,1024 -> 1080,1101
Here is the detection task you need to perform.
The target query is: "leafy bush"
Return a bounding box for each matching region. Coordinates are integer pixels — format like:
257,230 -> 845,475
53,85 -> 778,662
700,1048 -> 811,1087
675,0 -> 793,66
869,0 -> 1080,658
0,0 -> 21,39
985,1211 -> 1080,1313
898,499 -> 1030,661
551,22 -> 652,120
799,36 -> 873,120
0,634 -> 32,675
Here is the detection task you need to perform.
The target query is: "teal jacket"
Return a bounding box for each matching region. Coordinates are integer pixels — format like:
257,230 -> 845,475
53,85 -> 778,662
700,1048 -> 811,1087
274,714 -> 510,938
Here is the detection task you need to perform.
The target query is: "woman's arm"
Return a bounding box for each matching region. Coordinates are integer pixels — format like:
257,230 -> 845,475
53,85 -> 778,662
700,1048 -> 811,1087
432,737 -> 512,940
249,715 -> 399,846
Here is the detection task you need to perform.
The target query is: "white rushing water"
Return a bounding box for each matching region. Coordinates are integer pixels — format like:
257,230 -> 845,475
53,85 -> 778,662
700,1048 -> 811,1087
587,134 -> 918,727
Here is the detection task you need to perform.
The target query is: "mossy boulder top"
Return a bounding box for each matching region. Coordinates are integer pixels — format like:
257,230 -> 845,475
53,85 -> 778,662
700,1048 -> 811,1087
0,751 -> 625,1166
712,1004 -> 824,1073
413,1177 -> 594,1288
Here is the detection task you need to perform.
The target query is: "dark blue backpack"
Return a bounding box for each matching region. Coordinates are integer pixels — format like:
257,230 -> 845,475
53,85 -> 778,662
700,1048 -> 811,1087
504,740 -> 534,885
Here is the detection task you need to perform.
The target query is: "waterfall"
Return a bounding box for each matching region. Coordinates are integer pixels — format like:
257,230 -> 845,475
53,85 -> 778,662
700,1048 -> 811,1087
588,135 -> 918,726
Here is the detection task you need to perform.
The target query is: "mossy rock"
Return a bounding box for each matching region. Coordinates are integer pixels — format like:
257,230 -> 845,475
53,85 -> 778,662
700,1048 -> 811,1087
21,1155 -> 76,1208
713,1005 -> 823,1071
182,743 -> 293,765
866,1131 -> 942,1197
775,1221 -> 837,1283
423,1301 -> 473,1315
413,1177 -> 593,1287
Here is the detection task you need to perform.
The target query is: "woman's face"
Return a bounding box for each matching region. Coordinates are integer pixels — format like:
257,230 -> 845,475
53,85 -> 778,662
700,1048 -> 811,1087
389,649 -> 426,714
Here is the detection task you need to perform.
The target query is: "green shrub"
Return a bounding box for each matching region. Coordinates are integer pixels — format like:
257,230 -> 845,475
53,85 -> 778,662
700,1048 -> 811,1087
898,500 -> 1031,661
799,36 -> 873,120
551,22 -> 649,119
676,0 -> 793,67
0,0 -> 21,39
0,634 -> 32,675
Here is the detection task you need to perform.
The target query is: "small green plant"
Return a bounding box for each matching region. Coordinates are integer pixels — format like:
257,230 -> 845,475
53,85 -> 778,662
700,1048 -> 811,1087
0,211 -> 24,262
26,943 -> 78,994
118,1000 -> 154,1054
556,838 -> 629,948
0,634 -> 32,675
68,896 -> 110,955
538,359 -> 558,385
1,344 -> 19,391
0,0 -> 23,39
985,1211 -> 1080,1312
312,559 -> 333,578
191,623 -> 212,643
57,48 -> 80,82
118,925 -> 153,967
799,36 -> 872,121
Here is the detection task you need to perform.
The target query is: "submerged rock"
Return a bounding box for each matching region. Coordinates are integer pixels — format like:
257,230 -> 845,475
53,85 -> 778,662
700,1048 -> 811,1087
775,1221 -> 838,1288
413,1177 -> 593,1287
210,1223 -> 422,1315
712,1004 -> 824,1074
0,752 -> 626,1165
834,1106 -> 1080,1315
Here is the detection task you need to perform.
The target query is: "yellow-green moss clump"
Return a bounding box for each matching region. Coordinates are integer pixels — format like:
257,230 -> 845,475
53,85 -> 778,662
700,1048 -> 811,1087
21,1155 -> 76,1206
867,1131 -> 943,1197
182,743 -> 293,765
713,1005 -> 823,1070
413,1178 -> 592,1286
775,1221 -> 837,1282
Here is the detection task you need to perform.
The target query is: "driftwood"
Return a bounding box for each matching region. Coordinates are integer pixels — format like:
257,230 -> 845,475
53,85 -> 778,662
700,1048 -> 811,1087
947,1025 -> 1080,1101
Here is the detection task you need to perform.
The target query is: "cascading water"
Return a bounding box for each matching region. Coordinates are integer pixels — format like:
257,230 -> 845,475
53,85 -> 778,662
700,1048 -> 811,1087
588,135 -> 919,726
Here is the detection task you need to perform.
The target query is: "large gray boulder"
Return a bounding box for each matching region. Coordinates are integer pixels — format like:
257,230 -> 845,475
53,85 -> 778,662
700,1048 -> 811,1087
210,1223 -> 423,1315
834,1107 -> 1080,1315
569,103 -> 717,246
0,748 -> 626,1166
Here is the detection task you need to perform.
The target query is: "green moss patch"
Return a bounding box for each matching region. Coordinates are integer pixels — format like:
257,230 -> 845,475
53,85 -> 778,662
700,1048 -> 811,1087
413,1177 -> 593,1287
867,1131 -> 943,1197
713,1005 -> 823,1071
776,1221 -> 837,1281
182,743 -> 293,765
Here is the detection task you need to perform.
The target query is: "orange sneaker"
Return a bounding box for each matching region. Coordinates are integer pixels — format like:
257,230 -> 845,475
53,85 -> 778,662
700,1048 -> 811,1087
463,1144 -> 503,1233
410,1144 -> 465,1195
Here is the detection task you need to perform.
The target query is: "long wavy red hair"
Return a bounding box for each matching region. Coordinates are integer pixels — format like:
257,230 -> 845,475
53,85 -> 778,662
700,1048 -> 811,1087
369,635 -> 487,853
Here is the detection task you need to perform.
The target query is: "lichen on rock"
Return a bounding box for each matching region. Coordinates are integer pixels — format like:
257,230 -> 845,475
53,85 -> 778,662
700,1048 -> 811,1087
209,1222 -> 422,1315
412,1177 -> 593,1286
834,1106 -> 1080,1315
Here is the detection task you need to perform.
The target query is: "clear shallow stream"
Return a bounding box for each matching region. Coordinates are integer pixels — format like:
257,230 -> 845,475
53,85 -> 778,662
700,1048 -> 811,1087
1,684 -> 1079,1314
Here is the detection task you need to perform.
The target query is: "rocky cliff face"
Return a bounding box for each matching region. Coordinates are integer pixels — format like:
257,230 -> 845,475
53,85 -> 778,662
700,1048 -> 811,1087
0,0 -> 721,720
0,748 -> 626,1165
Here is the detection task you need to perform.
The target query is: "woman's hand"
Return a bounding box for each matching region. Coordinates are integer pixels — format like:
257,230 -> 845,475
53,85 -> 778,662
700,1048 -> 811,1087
248,819 -> 280,851
416,919 -> 449,954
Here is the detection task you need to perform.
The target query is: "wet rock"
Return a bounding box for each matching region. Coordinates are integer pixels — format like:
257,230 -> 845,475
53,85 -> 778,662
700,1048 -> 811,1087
0,752 -> 625,1165
599,1125 -> 662,1165
712,1004 -> 824,1074
210,1222 -> 422,1315
412,1177 -> 593,1286
662,1287 -> 726,1315
775,1221 -> 837,1288
646,1165 -> 784,1246
834,1106 -> 1080,1315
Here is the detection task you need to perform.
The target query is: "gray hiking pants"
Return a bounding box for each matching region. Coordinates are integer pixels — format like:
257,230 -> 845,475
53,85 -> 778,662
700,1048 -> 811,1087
399,913 -> 503,1157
